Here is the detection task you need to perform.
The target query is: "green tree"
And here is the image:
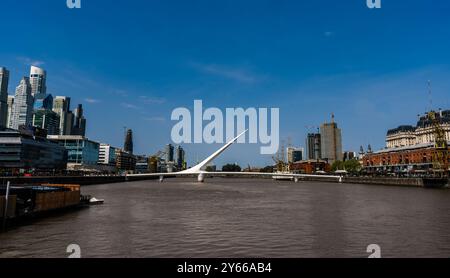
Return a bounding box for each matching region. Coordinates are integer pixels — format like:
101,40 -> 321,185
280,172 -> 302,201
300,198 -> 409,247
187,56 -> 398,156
222,164 -> 242,172
260,166 -> 274,173
344,159 -> 362,174
331,160 -> 345,172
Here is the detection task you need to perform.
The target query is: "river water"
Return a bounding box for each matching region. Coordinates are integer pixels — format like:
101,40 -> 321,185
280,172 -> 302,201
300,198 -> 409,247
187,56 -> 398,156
1,178 -> 450,258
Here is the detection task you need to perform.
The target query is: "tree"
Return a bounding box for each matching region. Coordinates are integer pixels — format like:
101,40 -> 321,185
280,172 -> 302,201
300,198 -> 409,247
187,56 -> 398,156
331,159 -> 361,174
222,164 -> 242,172
331,161 -> 345,172
260,166 -> 274,173
205,166 -> 216,172
344,159 -> 362,174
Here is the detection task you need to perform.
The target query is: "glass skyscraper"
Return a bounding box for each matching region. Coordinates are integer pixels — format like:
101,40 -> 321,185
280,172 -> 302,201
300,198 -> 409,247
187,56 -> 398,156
53,96 -> 74,135
11,77 -> 34,130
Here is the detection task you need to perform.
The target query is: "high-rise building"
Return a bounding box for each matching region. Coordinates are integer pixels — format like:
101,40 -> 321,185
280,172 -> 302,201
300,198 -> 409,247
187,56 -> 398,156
0,67 -> 10,128
72,104 -> 86,136
34,94 -> 53,110
287,147 -> 304,163
29,66 -> 47,99
53,96 -> 74,135
343,151 -> 357,161
99,144 -> 117,165
11,77 -> 34,130
320,114 -> 343,164
124,129 -> 133,154
115,148 -> 136,172
176,145 -> 186,170
32,109 -> 60,135
306,133 -> 322,160
165,144 -> 174,162
6,96 -> 14,128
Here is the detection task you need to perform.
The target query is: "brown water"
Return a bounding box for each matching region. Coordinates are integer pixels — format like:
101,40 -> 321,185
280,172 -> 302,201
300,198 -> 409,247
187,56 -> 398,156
1,178 -> 450,258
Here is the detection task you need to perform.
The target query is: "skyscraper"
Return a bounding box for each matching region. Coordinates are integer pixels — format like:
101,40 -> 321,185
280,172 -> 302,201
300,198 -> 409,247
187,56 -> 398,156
0,67 -> 10,128
320,114 -> 343,164
32,109 -> 60,135
124,129 -> 134,154
53,96 -> 73,135
306,133 -> 322,160
29,66 -> 47,99
6,96 -> 14,128
176,145 -> 185,170
11,77 -> 34,130
72,104 -> 86,136
165,144 -> 174,162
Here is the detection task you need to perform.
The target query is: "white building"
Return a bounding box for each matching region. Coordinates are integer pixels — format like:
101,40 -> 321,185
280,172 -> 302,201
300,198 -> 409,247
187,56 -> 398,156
386,110 -> 450,149
29,66 -> 47,99
99,144 -> 117,165
10,77 -> 34,130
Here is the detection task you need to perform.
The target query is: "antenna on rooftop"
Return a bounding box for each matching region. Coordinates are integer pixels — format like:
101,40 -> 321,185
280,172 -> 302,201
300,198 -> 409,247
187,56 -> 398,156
428,80 -> 433,111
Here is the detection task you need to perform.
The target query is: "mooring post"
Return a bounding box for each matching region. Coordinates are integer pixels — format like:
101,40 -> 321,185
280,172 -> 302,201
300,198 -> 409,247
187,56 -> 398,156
2,181 -> 10,231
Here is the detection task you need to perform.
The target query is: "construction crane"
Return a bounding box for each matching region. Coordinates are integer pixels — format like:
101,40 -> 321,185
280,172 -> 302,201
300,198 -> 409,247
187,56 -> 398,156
272,140 -> 289,172
148,150 -> 167,173
428,111 -> 449,175
426,82 -> 449,176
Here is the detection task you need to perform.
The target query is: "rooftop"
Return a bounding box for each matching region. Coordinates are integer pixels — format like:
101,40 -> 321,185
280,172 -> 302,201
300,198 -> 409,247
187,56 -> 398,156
373,141 -> 450,154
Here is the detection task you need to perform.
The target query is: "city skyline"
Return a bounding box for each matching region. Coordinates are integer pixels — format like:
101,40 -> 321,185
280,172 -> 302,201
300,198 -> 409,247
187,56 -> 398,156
1,0 -> 450,166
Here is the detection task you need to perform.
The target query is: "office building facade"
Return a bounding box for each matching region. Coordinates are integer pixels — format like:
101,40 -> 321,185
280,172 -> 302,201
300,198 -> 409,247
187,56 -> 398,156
48,135 -> 100,169
287,147 -> 304,163
0,67 -> 9,128
320,115 -> 343,164
306,133 -> 322,160
6,96 -> 14,128
116,149 -> 137,172
72,104 -> 86,136
166,144 -> 174,162
124,129 -> 133,154
53,96 -> 74,135
29,66 -> 47,99
32,109 -> 60,135
11,77 -> 34,130
0,127 -> 67,170
176,145 -> 186,170
98,144 -> 117,165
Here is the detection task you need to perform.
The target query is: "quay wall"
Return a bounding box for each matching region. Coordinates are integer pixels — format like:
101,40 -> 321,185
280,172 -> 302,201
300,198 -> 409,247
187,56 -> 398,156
343,177 -> 424,187
1,175 -> 447,188
0,175 -> 159,186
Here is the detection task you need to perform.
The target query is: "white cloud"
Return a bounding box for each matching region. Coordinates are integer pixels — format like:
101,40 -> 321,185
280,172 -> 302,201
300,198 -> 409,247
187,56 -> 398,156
139,96 -> 166,104
17,56 -> 45,67
121,103 -> 139,109
143,116 -> 165,122
84,98 -> 100,104
191,62 -> 262,84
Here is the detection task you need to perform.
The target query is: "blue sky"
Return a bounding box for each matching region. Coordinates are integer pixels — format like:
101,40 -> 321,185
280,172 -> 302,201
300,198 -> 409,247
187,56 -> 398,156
1,0 -> 450,167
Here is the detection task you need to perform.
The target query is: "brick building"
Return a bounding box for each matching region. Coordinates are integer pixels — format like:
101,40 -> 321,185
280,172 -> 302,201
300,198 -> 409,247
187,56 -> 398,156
290,160 -> 331,174
363,143 -> 450,174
